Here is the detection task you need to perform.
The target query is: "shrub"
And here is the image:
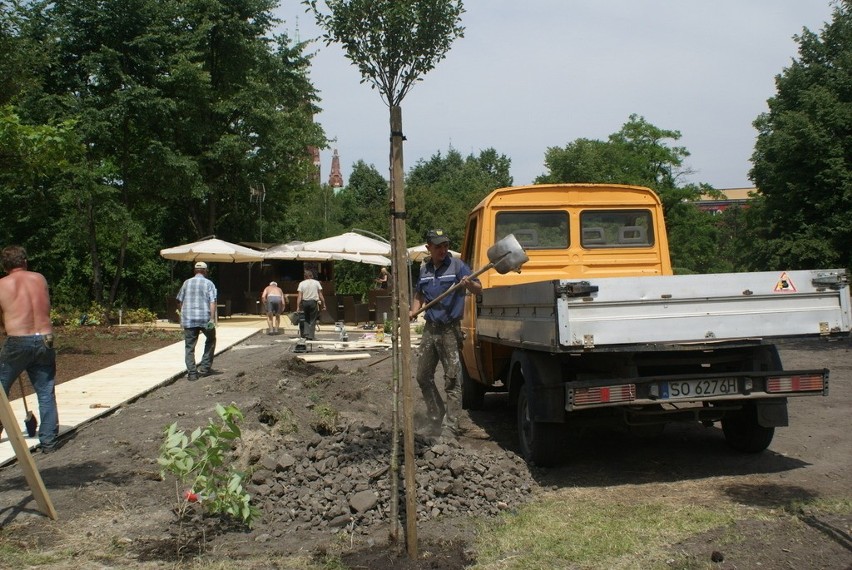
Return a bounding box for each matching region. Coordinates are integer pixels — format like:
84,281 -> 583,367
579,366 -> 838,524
124,307 -> 158,324
158,403 -> 259,528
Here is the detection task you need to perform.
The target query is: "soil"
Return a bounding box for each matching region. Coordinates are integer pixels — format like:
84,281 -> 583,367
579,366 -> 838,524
0,325 -> 850,569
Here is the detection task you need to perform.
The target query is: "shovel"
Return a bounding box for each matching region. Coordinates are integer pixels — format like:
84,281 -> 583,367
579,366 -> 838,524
18,375 -> 38,438
413,233 -> 529,317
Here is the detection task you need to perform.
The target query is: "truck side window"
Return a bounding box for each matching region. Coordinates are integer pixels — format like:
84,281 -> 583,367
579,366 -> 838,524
495,211 -> 568,249
581,210 -> 654,248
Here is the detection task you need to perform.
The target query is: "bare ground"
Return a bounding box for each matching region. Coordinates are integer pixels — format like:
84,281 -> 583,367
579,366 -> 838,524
0,325 -> 849,569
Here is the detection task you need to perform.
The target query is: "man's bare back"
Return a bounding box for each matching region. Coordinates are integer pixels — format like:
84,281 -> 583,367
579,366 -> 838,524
0,268 -> 53,336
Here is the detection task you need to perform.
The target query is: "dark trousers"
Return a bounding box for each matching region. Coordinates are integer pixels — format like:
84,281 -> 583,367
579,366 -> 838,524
184,326 -> 216,375
300,300 -> 319,340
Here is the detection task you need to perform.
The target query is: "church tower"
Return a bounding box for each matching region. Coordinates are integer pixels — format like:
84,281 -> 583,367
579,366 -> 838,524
328,148 -> 344,188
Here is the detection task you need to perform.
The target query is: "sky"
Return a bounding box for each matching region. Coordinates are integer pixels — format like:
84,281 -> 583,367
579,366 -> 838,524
273,1 -> 837,190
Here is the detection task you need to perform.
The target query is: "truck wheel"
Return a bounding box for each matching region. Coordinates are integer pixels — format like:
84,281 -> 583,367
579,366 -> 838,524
722,404 -> 774,453
461,367 -> 486,410
517,385 -> 561,466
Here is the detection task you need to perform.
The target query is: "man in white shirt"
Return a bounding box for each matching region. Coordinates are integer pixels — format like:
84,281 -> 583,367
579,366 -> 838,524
296,270 -> 325,340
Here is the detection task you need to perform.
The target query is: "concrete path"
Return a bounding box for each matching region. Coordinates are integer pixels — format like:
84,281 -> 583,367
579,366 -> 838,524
0,316 -> 266,466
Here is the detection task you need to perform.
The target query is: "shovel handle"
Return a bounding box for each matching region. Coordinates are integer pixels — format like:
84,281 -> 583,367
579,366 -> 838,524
412,261 -> 494,318
16,375 -> 30,414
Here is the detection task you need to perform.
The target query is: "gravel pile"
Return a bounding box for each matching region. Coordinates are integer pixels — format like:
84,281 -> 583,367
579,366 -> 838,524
242,420 -> 539,537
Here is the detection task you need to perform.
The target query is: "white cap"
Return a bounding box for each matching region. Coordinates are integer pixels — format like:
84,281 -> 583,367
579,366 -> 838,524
194,261 -> 208,269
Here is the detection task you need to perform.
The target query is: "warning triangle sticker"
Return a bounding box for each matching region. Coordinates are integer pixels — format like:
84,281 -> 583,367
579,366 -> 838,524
774,272 -> 797,293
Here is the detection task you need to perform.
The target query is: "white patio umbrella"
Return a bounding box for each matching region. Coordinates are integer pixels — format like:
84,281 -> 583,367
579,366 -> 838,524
301,232 -> 392,256
406,243 -> 461,263
262,242 -> 335,261
160,237 -> 264,263
333,252 -> 392,266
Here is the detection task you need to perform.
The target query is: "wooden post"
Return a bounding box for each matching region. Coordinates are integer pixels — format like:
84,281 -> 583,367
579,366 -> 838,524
390,105 -> 418,558
0,389 -> 57,520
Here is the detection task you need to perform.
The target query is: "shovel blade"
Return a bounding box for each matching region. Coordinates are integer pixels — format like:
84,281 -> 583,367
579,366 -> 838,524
486,233 -> 529,274
24,411 -> 37,438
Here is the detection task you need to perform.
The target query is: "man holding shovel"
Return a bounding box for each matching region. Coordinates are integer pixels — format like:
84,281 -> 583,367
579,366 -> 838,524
0,245 -> 60,453
409,229 -> 482,440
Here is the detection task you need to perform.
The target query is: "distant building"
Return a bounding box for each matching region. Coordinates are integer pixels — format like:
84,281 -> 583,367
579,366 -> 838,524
696,187 -> 755,214
328,148 -> 344,188
308,146 -> 321,184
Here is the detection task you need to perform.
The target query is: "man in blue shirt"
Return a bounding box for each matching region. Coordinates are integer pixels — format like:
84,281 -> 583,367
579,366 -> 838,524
409,229 -> 482,439
176,261 -> 217,381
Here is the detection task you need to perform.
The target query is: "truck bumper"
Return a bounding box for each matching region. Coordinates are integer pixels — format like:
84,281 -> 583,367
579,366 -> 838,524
564,369 -> 828,413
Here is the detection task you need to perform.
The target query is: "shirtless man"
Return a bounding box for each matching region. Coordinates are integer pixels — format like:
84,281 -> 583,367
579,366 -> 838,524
261,281 -> 285,334
0,245 -> 60,452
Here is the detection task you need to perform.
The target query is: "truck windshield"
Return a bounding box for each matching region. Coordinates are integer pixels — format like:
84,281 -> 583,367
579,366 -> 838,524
495,211 -> 569,249
580,210 -> 654,248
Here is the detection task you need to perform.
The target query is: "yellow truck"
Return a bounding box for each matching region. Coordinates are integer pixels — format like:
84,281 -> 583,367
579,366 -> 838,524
457,184 -> 851,466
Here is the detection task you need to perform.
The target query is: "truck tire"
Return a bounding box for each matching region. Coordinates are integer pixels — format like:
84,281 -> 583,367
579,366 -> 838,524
722,403 -> 775,453
461,366 -> 486,410
517,385 -> 561,466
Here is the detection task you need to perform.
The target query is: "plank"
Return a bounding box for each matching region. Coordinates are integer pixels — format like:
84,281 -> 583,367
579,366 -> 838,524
296,353 -> 372,363
0,388 -> 57,519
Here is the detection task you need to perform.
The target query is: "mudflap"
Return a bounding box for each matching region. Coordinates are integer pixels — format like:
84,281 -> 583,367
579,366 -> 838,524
756,398 -> 788,427
511,350 -> 565,423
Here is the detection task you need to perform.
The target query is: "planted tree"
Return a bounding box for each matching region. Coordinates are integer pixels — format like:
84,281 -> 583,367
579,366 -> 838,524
305,0 -> 465,555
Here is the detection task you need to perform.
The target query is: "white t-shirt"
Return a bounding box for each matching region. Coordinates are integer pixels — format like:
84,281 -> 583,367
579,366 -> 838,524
297,278 -> 322,301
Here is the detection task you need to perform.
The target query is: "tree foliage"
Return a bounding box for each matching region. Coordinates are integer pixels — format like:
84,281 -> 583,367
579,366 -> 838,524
336,160 -> 390,237
749,0 -> 852,270
305,0 -> 465,107
2,0 -> 325,310
537,115 -> 723,273
406,147 -> 511,245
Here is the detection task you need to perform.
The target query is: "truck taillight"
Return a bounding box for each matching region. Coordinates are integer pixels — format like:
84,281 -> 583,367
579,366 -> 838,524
766,374 -> 825,393
573,384 -> 636,406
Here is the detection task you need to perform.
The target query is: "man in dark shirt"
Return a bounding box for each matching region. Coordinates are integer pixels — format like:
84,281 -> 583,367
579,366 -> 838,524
409,229 -> 481,439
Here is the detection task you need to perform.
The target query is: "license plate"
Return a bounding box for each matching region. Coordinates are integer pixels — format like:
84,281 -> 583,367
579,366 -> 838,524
661,378 -> 738,399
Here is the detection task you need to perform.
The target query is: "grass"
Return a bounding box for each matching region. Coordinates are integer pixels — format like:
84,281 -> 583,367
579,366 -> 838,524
471,488 -> 852,569
471,490 -> 737,570
276,405 -> 299,435
311,403 -> 339,434
0,543 -> 65,567
787,496 -> 852,516
303,370 -> 336,389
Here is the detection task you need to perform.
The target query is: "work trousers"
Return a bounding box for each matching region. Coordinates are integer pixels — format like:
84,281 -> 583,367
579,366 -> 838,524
0,335 -> 59,449
184,326 -> 216,375
415,320 -> 462,433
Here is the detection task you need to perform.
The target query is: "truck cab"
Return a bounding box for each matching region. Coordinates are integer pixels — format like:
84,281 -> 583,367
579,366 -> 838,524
459,184 -> 672,386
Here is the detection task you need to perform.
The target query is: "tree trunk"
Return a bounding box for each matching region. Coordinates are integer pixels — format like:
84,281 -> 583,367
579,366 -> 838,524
86,200 -> 103,304
108,231 -> 129,312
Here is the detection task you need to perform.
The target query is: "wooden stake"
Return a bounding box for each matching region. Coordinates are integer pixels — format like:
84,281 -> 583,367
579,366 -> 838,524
390,105 -> 418,558
0,389 -> 57,519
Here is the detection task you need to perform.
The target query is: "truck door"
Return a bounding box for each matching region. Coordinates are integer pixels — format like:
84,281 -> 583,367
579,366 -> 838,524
460,214 -> 483,381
